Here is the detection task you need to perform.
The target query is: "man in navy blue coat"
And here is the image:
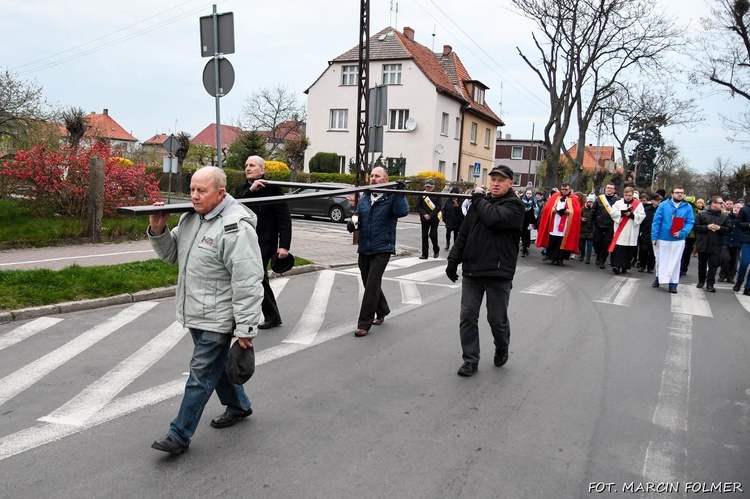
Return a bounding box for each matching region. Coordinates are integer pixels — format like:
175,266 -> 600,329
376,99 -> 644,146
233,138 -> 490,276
347,167 -> 410,337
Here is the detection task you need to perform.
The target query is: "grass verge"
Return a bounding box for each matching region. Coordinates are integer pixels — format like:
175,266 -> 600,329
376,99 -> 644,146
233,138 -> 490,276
1,256 -> 313,311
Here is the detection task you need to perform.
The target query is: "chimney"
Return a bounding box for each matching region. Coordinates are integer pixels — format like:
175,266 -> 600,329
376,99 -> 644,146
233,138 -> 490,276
403,26 -> 415,41
505,134 -> 512,140
443,45 -> 452,56
103,109 -> 109,115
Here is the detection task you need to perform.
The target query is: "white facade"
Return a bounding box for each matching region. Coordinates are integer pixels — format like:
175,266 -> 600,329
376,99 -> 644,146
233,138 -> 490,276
305,59 -> 463,176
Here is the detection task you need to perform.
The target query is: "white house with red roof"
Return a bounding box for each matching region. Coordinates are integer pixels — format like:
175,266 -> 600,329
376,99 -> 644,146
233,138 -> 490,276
304,26 -> 501,180
83,109 -> 138,153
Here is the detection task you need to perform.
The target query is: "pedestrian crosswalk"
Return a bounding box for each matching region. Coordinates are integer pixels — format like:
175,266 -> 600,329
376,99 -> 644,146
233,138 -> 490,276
1,257 -> 748,462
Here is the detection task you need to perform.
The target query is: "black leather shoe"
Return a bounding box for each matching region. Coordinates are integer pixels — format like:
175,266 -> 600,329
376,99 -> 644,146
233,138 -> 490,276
733,281 -> 742,292
652,279 -> 660,288
210,407 -> 253,428
696,281 -> 704,289
457,362 -> 478,377
706,285 -> 716,293
744,288 -> 750,296
494,349 -> 509,367
434,250 -> 440,258
599,264 -> 606,269
258,319 -> 282,330
419,255 -> 428,260
151,434 -> 188,455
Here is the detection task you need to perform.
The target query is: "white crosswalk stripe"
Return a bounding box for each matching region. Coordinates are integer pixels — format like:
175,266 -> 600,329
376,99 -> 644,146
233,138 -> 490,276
593,276 -> 640,306
400,280 -> 422,305
39,321 -> 187,426
0,301 -> 159,407
282,270 -> 336,345
670,285 -> 713,318
0,317 -> 63,351
520,271 -> 577,296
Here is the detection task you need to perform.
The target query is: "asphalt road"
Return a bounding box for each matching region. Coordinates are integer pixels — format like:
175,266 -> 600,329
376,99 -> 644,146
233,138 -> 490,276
1,221 -> 749,498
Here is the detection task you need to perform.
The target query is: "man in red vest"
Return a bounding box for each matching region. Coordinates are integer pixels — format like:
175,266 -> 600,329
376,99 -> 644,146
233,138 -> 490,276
536,183 -> 582,267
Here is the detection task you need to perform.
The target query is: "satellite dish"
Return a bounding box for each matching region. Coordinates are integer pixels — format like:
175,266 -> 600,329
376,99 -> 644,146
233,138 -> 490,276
405,117 -> 417,131
435,144 -> 445,154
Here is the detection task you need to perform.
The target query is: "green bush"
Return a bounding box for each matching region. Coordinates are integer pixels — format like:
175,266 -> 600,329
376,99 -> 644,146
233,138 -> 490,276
308,152 -> 340,173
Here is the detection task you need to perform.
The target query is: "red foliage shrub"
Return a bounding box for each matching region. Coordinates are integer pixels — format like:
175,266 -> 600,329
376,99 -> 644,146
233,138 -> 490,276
1,143 -> 160,217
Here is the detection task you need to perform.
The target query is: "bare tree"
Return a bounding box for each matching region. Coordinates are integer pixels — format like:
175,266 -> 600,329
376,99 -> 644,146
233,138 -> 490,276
704,156 -> 733,195
511,0 -> 683,190
242,84 -> 306,159
692,0 -> 750,141
601,83 -> 700,173
0,70 -> 50,145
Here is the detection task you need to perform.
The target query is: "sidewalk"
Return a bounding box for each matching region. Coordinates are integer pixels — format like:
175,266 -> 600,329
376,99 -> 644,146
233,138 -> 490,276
0,214 -> 422,322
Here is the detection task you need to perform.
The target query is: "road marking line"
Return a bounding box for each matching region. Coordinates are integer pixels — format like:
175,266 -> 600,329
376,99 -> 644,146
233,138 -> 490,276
0,250 -> 154,267
736,292 -> 750,315
282,270 -> 335,345
520,271 -> 576,296
0,282 -> 460,462
385,257 -> 426,270
270,276 -> 288,296
398,266 -> 447,282
593,276 -> 640,306
0,317 -> 64,351
670,285 -> 713,317
0,301 -> 158,407
400,281 -> 422,305
642,313 -> 692,486
38,322 -> 187,426
514,266 -> 535,276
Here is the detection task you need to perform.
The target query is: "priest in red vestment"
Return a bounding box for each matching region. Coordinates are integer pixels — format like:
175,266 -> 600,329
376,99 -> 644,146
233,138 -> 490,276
536,183 -> 582,266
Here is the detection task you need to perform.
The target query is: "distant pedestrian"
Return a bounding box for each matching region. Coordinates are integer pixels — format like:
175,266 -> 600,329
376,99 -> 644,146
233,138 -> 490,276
637,195 -> 661,273
445,165 -> 524,377
732,201 -> 750,295
442,186 -> 464,250
651,187 -> 695,294
719,202 -> 742,283
590,183 -> 620,269
347,167 -> 409,337
418,178 -> 442,259
535,183 -> 582,267
609,186 -> 645,274
578,194 -> 595,263
520,187 -> 539,257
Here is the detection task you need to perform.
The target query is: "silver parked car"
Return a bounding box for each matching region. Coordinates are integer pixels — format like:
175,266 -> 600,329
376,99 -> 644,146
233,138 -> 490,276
286,182 -> 355,223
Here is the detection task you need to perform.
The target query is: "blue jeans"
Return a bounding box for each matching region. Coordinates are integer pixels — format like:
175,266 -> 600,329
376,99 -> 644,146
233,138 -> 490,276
737,243 -> 750,289
169,328 -> 251,446
459,276 -> 513,364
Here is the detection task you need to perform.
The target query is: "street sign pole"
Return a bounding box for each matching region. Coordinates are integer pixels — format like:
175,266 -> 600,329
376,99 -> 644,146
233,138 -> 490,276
212,5 -> 222,168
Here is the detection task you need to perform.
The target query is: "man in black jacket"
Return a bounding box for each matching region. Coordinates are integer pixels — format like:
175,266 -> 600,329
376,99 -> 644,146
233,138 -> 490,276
589,183 -> 620,269
235,156 -> 292,329
445,165 -> 524,377
694,196 -> 731,292
418,178 -> 442,259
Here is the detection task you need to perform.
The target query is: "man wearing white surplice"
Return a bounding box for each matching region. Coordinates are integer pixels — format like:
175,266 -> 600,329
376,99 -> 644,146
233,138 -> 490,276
650,187 -> 695,294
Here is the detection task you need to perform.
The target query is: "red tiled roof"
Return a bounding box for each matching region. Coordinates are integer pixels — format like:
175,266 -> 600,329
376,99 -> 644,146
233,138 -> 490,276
255,120 -> 303,140
564,144 -> 616,171
332,27 -> 466,104
143,133 -> 170,146
439,51 -> 503,126
84,110 -> 137,142
192,124 -> 244,149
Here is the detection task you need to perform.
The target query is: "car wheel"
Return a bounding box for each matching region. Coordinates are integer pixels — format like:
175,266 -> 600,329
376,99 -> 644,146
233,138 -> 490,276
329,206 -> 345,223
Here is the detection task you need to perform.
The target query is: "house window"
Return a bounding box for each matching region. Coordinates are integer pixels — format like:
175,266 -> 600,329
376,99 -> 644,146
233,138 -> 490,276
513,173 -> 521,186
470,122 -> 477,144
387,156 -> 406,176
389,109 -> 410,130
330,109 -> 348,130
473,86 -> 485,105
338,156 -> 346,173
511,146 -> 523,159
455,117 -> 461,139
438,160 -> 446,174
441,113 -> 449,135
452,163 -> 457,180
341,66 -> 358,85
484,128 -> 491,148
382,64 -> 402,85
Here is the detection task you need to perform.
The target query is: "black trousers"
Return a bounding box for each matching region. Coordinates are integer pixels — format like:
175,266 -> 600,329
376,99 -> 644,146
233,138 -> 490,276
638,241 -> 656,271
681,238 -> 696,274
261,252 -> 281,323
445,228 -> 459,248
697,251 -> 721,285
357,252 -> 391,331
459,276 -> 513,364
421,220 -> 440,257
720,246 -> 740,280
593,226 -> 614,264
547,235 -> 569,262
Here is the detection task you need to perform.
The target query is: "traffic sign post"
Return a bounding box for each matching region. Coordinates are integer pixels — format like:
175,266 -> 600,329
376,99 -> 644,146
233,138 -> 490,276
199,5 -> 235,168
473,162 -> 481,178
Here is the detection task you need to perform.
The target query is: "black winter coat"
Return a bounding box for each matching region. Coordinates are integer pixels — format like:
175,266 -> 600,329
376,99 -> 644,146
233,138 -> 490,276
441,197 -> 464,230
448,190 -> 525,280
235,179 -> 292,259
590,194 -> 620,230
694,208 -> 731,254
735,205 -> 750,244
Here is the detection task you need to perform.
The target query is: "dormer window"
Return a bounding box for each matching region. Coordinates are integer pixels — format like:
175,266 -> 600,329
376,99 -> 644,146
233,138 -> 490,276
473,86 -> 485,106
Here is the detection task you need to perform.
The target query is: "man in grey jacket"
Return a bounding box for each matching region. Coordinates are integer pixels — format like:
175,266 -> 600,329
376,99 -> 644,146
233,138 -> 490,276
147,166 -> 265,455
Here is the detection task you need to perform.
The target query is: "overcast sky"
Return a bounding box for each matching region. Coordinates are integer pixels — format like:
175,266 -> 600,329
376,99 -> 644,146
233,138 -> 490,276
2,0 -> 746,172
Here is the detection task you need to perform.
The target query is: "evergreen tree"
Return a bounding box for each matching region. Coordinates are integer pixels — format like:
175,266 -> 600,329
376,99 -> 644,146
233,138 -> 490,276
224,131 -> 267,169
